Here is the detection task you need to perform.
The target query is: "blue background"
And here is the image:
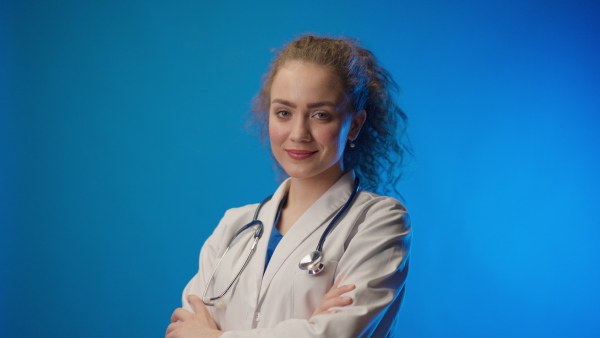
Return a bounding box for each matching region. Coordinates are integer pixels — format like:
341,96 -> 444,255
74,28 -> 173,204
2,0 -> 599,337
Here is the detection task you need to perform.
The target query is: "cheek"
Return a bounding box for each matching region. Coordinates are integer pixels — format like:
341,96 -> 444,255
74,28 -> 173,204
268,121 -> 285,146
315,127 -> 344,150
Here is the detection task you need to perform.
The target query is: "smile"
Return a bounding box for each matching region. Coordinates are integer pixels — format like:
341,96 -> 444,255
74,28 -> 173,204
285,149 -> 318,160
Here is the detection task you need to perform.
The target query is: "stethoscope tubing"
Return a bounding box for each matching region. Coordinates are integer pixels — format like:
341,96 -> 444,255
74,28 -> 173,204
202,178 -> 360,307
202,197 -> 271,306
315,179 -> 360,252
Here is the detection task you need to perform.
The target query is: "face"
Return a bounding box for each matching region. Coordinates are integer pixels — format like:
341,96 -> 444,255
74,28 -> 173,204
268,61 -> 365,182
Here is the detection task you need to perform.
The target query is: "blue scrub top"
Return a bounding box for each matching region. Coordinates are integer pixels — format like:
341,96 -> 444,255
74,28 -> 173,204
264,225 -> 283,272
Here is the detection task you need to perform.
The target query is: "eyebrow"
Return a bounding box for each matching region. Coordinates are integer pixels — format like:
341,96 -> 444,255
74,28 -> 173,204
271,99 -> 338,109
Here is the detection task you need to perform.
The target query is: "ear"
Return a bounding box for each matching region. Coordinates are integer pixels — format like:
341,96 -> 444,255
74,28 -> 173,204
348,109 -> 367,141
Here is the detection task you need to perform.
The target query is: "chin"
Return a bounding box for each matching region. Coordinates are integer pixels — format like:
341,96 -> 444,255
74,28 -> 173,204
282,168 -> 318,180
283,164 -> 344,182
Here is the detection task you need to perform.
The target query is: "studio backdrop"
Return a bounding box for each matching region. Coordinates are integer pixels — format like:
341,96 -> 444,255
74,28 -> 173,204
1,0 -> 599,337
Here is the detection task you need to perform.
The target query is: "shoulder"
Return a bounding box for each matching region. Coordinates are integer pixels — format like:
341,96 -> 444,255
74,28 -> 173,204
204,203 -> 258,236
350,190 -> 411,234
354,190 -> 409,220
221,203 -> 259,220
215,203 -> 260,232
355,190 -> 408,211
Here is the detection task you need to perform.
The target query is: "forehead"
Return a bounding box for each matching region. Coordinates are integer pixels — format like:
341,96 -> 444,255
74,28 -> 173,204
270,61 -> 344,103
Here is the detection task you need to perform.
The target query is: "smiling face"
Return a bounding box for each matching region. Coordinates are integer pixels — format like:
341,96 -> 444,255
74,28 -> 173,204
268,61 -> 365,183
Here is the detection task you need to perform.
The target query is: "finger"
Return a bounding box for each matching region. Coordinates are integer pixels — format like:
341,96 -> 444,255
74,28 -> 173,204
332,274 -> 350,288
326,280 -> 341,296
335,284 -> 356,294
325,284 -> 356,299
170,308 -> 193,323
313,295 -> 354,317
187,294 -> 207,315
321,295 -> 354,310
165,321 -> 181,335
314,309 -> 339,317
188,294 -> 218,330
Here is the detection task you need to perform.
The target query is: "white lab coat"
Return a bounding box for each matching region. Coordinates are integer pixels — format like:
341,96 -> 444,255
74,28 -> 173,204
181,172 -> 411,337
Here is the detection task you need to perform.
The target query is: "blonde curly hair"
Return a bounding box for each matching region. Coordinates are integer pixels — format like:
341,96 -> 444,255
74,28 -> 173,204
249,34 -> 412,196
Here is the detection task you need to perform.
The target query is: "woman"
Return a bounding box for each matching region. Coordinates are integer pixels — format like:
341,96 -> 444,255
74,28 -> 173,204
167,35 -> 412,338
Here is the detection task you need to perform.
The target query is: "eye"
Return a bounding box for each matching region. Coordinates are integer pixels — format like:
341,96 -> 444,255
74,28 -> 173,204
275,110 -> 291,118
312,111 -> 331,120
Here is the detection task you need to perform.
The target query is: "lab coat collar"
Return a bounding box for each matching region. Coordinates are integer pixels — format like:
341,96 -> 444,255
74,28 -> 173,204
257,171 -> 357,303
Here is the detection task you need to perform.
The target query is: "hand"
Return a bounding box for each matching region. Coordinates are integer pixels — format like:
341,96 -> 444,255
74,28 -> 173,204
166,295 -> 223,338
311,279 -> 356,317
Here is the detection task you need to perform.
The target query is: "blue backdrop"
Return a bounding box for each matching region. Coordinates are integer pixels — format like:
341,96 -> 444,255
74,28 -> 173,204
2,0 -> 599,337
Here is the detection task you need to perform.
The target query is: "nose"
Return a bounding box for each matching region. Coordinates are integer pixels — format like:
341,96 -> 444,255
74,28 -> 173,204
289,117 -> 311,143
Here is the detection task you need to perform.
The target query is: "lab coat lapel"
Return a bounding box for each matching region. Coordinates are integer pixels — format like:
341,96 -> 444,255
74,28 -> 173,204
258,172 -> 356,302
245,179 -> 292,304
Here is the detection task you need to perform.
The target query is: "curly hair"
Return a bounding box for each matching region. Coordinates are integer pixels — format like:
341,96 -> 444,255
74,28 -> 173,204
249,34 -> 412,196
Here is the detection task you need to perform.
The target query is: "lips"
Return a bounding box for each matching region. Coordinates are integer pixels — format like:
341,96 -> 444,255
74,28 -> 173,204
285,149 -> 318,160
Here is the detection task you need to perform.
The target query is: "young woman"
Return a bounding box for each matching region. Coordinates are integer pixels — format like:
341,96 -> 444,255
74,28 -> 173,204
167,35 -> 412,338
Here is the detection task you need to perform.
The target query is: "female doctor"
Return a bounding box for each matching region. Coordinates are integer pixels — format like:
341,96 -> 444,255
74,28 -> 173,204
166,35 -> 412,338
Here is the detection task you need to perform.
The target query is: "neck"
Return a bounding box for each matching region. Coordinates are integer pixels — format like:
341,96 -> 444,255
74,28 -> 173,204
286,170 -> 347,211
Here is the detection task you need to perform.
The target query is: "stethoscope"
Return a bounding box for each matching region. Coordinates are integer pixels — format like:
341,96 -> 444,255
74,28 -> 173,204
202,178 -> 360,308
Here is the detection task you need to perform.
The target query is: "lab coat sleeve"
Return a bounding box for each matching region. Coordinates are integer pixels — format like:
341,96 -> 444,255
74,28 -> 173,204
221,197 -> 412,338
180,210 -> 230,315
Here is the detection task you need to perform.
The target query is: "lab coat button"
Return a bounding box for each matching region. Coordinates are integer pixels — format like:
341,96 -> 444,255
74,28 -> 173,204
254,312 -> 261,322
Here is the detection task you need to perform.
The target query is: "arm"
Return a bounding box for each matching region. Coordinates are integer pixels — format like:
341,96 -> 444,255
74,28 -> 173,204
179,205 -> 251,315
168,277 -> 355,338
180,231 -> 220,314
311,279 -> 356,317
166,220 -> 226,338
167,295 -> 223,338
223,198 -> 411,338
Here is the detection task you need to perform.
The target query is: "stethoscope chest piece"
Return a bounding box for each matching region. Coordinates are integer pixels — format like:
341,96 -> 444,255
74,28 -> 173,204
299,250 -> 325,275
